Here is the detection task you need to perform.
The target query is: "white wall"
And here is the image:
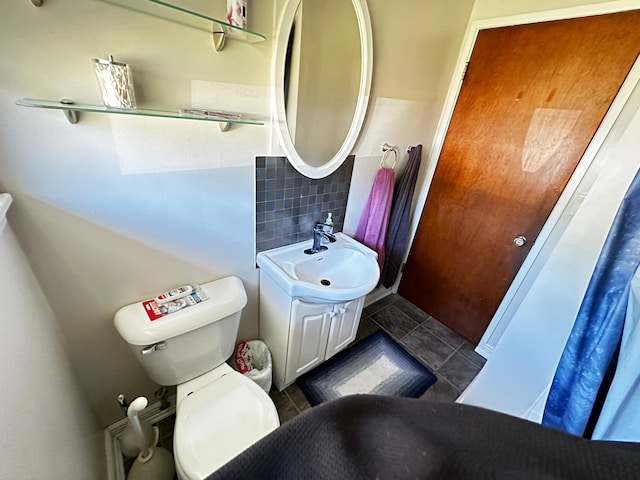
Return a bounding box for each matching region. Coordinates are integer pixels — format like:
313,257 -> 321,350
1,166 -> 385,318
0,198 -> 104,479
456,0 -> 640,420
469,0 -> 616,19
1,0 -> 272,427
0,0 -> 475,429
345,0 -> 474,233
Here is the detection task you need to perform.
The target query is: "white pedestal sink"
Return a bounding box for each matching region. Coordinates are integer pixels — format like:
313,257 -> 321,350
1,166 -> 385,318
256,233 -> 380,304
257,233 -> 381,390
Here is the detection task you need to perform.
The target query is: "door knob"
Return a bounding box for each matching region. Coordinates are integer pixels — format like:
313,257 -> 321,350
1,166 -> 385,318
513,235 -> 527,247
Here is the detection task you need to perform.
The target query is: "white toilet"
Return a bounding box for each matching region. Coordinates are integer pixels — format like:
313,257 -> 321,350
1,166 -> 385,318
114,276 -> 280,479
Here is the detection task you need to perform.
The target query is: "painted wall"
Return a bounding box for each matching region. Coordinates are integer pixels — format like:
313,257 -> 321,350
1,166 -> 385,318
0,0 -> 474,429
0,197 -> 104,479
346,0 -> 475,233
1,0 -> 272,428
469,0 -> 615,19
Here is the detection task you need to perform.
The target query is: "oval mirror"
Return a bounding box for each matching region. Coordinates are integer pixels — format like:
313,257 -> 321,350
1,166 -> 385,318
272,0 -> 373,179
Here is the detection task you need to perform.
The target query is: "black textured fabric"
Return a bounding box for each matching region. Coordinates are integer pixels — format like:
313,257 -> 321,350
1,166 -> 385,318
207,395 -> 640,480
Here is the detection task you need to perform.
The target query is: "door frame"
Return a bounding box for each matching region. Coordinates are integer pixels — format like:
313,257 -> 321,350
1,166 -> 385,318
398,0 -> 640,357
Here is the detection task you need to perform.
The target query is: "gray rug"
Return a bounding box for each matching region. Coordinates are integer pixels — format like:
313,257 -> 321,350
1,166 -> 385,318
298,330 -> 436,406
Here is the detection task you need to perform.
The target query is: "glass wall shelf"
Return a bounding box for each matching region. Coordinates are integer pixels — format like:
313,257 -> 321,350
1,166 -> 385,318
16,99 -> 264,131
98,0 -> 266,50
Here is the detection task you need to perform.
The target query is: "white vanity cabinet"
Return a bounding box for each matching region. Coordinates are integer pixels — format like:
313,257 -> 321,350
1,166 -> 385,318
325,299 -> 364,358
285,300 -> 332,383
259,270 -> 365,391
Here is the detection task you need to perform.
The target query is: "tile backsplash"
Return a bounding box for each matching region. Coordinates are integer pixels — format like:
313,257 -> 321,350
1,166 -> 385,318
256,156 -> 354,252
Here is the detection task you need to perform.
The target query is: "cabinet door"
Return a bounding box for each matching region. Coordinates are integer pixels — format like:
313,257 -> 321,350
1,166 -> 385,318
325,297 -> 364,359
284,300 -> 331,384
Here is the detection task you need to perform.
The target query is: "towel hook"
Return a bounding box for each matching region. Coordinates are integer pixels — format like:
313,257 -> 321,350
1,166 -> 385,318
381,143 -> 398,169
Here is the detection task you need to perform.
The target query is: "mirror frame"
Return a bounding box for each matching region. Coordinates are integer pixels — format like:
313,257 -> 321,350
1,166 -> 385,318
272,0 -> 373,179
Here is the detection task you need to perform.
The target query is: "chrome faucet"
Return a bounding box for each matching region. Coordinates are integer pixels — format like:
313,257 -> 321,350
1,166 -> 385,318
304,223 -> 337,254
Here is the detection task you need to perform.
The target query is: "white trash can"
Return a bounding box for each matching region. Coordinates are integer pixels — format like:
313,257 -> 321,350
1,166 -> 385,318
233,340 -> 273,393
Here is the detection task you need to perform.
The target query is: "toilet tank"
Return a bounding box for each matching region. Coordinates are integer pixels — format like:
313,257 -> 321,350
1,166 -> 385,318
114,276 -> 247,386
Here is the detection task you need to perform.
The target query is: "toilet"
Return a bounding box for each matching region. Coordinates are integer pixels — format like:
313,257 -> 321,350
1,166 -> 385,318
114,276 -> 279,479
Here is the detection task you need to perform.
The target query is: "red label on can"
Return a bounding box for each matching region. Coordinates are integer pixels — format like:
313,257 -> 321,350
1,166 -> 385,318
142,299 -> 164,321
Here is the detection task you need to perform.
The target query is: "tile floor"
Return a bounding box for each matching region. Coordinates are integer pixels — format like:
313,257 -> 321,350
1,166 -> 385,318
269,293 -> 487,424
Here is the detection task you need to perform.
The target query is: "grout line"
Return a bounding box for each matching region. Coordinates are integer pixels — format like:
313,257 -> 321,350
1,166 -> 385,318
453,343 -> 486,369
364,303 -> 387,317
435,349 -> 458,372
367,313 -> 386,334
370,303 -> 425,343
427,325 -> 465,351
400,319 -> 424,342
435,372 -> 462,395
401,343 -> 438,373
284,388 -> 303,413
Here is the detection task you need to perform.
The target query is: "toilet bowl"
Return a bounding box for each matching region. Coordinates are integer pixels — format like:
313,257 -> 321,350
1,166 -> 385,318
114,276 -> 280,479
174,363 -> 279,479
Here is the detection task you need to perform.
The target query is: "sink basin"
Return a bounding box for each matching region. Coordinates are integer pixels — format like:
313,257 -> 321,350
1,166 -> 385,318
256,233 -> 380,303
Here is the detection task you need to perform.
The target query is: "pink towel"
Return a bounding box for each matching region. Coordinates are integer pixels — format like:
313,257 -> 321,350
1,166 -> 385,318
355,167 -> 395,269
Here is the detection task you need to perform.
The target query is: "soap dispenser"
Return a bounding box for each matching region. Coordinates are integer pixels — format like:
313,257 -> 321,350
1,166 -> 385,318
321,213 -> 333,244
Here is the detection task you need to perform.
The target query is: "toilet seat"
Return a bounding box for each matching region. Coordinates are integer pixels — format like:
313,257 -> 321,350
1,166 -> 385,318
174,370 -> 279,479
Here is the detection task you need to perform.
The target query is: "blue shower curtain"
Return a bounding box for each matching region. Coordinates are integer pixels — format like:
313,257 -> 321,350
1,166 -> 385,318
591,268 -> 640,441
542,167 -> 640,436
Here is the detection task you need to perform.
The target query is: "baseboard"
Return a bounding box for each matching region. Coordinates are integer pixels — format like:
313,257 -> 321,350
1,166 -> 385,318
523,386 -> 550,423
474,342 -> 493,360
364,286 -> 392,307
104,395 -> 177,480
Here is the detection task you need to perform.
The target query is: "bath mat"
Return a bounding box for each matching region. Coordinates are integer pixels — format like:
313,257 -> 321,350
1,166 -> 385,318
298,330 -> 436,406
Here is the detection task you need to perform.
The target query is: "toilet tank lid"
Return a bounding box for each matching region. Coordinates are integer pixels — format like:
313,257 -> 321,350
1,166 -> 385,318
114,276 -> 247,345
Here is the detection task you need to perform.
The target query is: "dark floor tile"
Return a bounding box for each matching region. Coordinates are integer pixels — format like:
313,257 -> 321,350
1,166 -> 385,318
419,376 -> 460,403
285,384 -> 311,412
399,325 -> 456,370
269,387 -> 299,424
437,352 -> 482,392
354,315 -> 381,343
363,293 -> 398,317
392,296 -> 431,324
420,315 -> 465,350
369,304 -> 421,341
457,340 -> 487,368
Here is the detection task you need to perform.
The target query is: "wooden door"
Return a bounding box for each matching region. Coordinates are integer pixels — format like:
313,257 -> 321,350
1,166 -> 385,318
399,11 -> 640,345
